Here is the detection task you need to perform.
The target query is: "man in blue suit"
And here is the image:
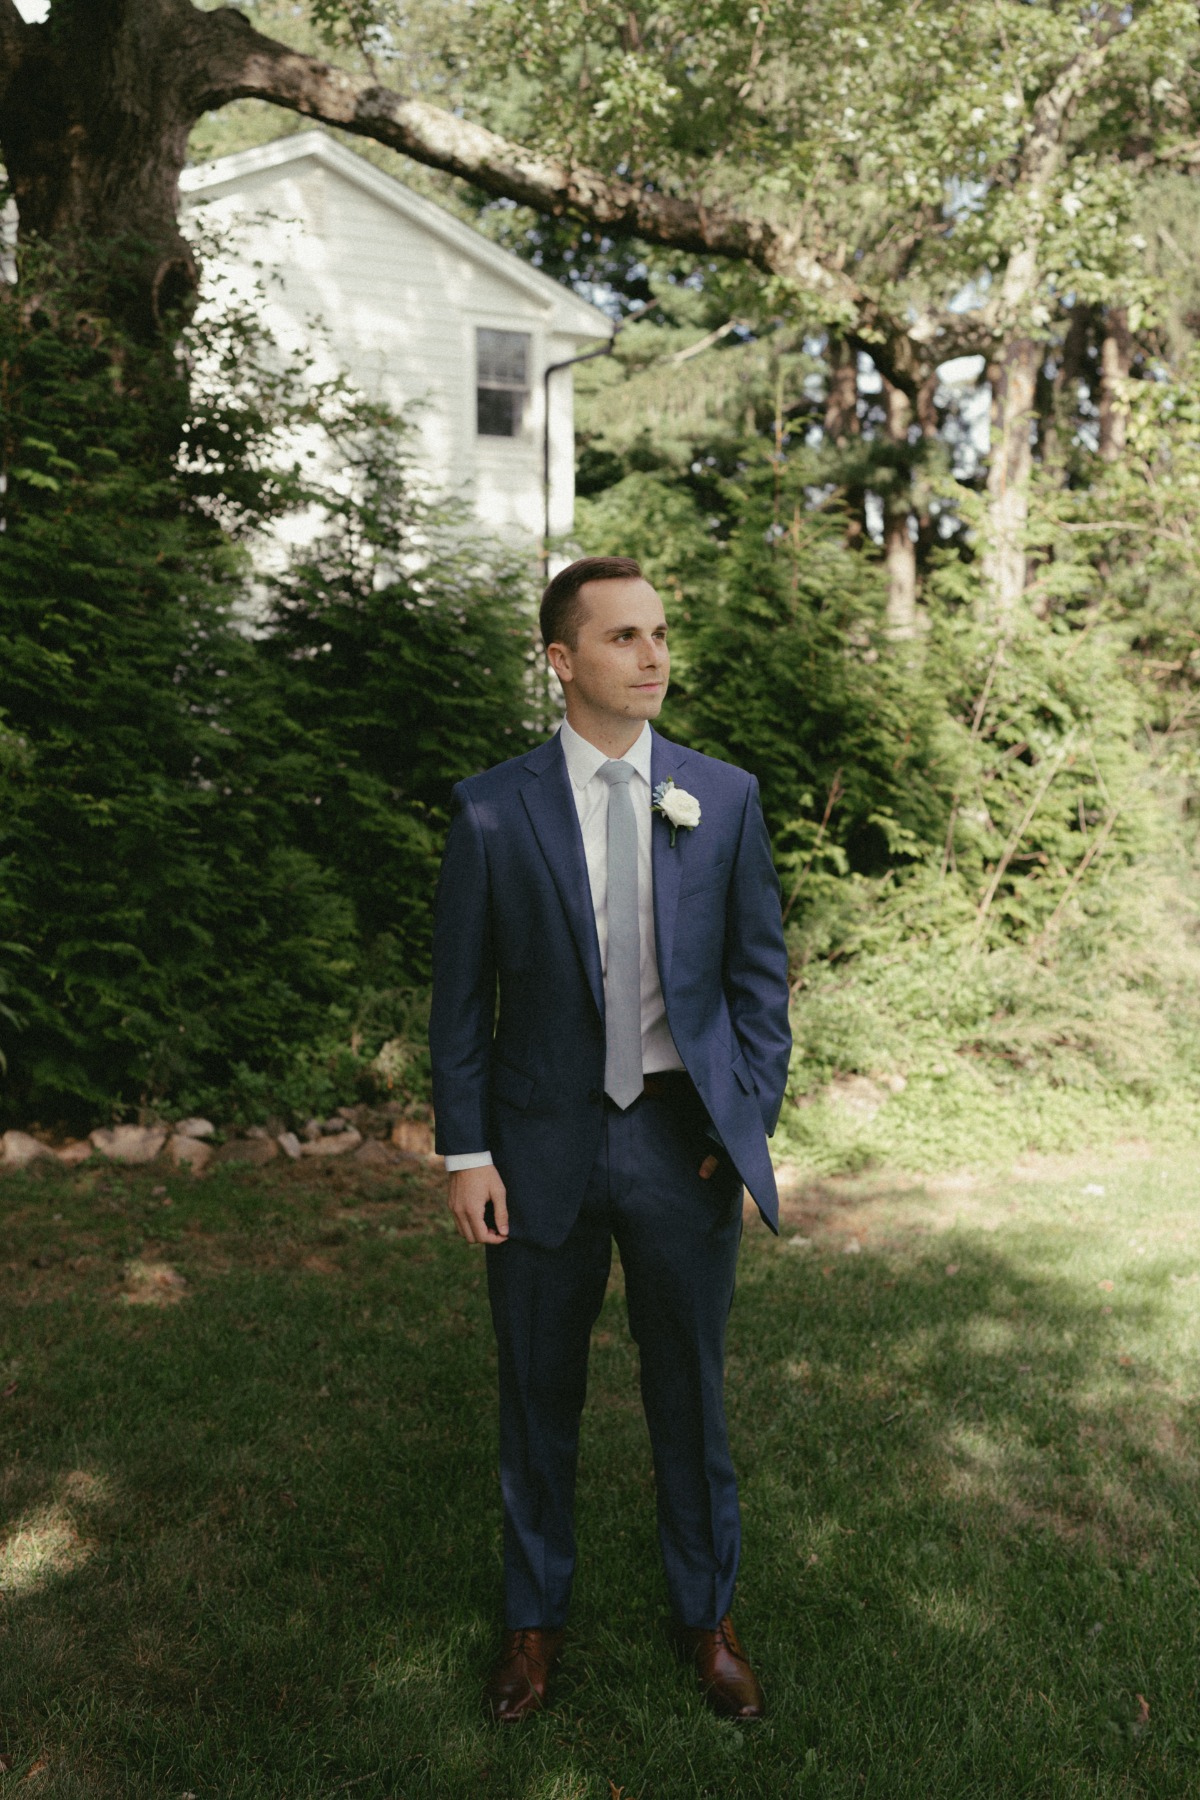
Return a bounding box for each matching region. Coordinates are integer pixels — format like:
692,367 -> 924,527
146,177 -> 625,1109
430,556 -> 791,1723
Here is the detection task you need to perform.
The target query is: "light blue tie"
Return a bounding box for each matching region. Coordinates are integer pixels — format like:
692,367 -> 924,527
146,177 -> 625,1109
597,760 -> 643,1109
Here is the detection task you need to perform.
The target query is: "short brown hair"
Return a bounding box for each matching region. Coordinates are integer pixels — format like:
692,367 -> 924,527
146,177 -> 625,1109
539,556 -> 643,650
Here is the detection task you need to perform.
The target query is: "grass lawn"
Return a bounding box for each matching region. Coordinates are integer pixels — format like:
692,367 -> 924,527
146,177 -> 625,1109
2,1144 -> 1200,1798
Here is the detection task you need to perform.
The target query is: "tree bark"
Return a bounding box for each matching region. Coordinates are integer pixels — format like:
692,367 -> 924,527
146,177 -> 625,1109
1098,305 -> 1132,462
882,379 -> 917,638
0,0 -> 221,330
973,20 -> 1128,616
0,0 -> 1131,457
983,338 -> 1040,616
824,335 -> 864,548
1038,302 -> 1090,472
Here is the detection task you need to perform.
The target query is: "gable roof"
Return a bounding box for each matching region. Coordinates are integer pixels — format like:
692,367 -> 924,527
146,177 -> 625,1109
181,130 -> 613,343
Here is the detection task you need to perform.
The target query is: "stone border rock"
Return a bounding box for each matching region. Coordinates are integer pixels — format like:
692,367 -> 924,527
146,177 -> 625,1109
0,1107 -> 441,1175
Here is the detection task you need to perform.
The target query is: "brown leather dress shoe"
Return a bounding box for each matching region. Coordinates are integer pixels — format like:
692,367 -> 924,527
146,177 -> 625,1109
676,1615 -> 765,1720
483,1627 -> 565,1724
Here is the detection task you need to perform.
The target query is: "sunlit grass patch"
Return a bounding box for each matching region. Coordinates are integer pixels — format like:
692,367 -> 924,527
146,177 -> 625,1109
120,1258 -> 188,1305
0,1502 -> 93,1596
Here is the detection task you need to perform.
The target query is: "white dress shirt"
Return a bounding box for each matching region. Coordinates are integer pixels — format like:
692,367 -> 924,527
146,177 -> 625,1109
444,719 -> 684,1171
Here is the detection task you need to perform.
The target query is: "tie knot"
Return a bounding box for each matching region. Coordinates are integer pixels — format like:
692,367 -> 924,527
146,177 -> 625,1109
598,760 -> 636,789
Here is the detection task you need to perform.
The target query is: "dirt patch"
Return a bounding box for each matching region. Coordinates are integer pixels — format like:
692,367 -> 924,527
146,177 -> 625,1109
0,1157 -> 452,1305
772,1174 -> 948,1250
300,1253 -> 341,1276
771,1164 -> 1135,1246
772,1143 -> 1175,1244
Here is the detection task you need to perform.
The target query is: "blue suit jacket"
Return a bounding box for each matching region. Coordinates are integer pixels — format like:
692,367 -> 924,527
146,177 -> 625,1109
430,728 -> 792,1248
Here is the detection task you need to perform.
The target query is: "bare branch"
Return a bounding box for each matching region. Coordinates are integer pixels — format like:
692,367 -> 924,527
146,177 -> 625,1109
1127,137 -> 1200,171
736,1 -> 771,101
670,319 -> 742,364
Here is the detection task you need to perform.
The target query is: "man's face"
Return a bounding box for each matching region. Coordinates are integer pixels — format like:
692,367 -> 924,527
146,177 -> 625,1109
548,577 -> 670,730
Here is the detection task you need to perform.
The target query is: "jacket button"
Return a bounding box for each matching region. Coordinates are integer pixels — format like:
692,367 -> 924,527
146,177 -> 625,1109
587,1088 -> 602,1105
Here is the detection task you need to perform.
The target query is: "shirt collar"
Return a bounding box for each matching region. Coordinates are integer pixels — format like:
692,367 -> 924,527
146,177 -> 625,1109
559,718 -> 653,791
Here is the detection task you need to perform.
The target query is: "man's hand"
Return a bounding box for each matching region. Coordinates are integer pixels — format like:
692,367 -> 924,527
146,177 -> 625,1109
448,1164 -> 510,1245
698,1153 -> 720,1181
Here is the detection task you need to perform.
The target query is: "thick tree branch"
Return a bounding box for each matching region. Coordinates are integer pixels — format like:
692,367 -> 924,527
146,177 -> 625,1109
195,17 -> 807,267
193,5 -> 966,394
1127,137 -> 1200,171
1022,31 -> 1125,188
991,19 -> 1133,330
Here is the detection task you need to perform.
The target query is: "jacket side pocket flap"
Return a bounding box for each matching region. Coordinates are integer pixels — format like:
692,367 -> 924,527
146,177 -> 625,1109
731,1051 -> 755,1096
492,1060 -> 535,1110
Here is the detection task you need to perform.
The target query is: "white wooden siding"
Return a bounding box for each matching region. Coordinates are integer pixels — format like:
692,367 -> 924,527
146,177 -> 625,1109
181,134 -> 610,544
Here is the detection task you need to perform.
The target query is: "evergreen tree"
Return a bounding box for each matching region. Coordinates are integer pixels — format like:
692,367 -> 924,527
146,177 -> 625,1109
262,415 -> 547,979
0,273 -> 355,1122
0,264 -> 541,1126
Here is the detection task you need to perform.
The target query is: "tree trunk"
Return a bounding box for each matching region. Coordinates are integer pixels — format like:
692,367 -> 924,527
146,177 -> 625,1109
824,336 -> 859,442
0,0 -> 217,333
982,337 -> 1040,616
882,379 -> 917,637
824,335 -> 864,548
974,22 -> 1122,616
1098,305 -> 1132,462
1038,303 -> 1089,472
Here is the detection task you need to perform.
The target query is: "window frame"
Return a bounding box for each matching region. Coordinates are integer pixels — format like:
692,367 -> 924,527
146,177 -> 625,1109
474,324 -> 534,441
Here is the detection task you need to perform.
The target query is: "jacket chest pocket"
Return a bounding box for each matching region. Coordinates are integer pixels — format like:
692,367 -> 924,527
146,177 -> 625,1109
678,857 -> 730,901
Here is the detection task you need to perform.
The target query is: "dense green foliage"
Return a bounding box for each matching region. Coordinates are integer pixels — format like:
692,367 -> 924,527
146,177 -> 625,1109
567,283 -> 1200,1167
261,423 -> 538,970
0,264 -> 541,1129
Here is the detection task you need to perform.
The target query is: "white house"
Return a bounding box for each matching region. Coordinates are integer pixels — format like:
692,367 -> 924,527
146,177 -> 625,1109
179,131 -> 612,544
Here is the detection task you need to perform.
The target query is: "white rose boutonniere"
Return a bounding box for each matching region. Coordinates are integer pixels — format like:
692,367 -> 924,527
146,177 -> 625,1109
652,777 -> 702,848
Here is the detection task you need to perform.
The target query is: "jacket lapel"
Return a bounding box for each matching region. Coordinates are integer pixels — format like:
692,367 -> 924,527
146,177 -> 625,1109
520,734 -> 605,1018
651,730 -> 688,989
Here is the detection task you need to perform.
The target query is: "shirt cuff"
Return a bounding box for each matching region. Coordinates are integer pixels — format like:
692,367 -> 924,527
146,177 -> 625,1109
443,1150 -> 495,1172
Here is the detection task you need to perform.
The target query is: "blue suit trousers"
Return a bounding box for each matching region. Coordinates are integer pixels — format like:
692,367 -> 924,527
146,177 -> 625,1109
485,1083 -> 744,1631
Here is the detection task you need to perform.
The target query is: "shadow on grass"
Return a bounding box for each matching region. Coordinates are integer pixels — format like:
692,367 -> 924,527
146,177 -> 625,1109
2,1161 -> 1199,1798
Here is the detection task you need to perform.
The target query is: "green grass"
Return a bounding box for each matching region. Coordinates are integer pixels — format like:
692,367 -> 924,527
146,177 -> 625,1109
3,1148 -> 1200,1797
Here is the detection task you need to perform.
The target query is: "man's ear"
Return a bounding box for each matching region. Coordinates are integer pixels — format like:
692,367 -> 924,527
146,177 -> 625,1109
546,641 -> 573,685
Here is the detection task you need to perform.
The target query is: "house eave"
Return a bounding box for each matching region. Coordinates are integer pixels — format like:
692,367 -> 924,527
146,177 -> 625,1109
181,130 -> 614,344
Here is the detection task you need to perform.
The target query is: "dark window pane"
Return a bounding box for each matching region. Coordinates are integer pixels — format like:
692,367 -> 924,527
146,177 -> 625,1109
476,329 -> 530,436
477,328 -> 529,388
477,386 -> 521,436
